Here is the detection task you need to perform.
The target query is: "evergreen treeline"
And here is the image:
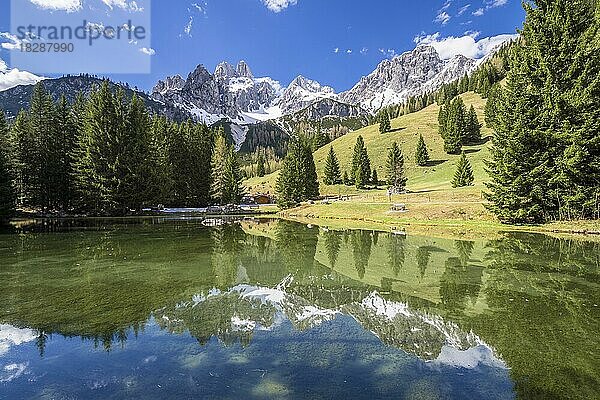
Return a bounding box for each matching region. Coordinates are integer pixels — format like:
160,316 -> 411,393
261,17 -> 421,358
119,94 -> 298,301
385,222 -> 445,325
485,0 -> 600,223
1,81 -> 244,216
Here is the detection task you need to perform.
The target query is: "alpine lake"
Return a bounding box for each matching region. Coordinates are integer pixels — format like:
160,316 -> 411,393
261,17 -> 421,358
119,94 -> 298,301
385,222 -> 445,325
0,217 -> 598,399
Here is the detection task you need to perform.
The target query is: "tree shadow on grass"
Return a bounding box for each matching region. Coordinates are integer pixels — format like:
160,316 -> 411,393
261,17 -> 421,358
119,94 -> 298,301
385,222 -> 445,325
425,160 -> 447,167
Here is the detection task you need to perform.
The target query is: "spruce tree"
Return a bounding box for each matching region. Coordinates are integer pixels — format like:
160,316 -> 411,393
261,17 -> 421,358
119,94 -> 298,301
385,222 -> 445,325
0,111 -> 15,220
323,146 -> 341,185
485,0 -> 598,222
355,145 -> 371,189
465,105 -> 481,144
342,170 -> 351,186
452,151 -> 474,188
276,138 -> 319,209
256,152 -> 266,177
444,97 -> 466,154
351,135 -> 365,179
371,169 -> 379,186
72,81 -> 124,213
415,133 -> 430,166
211,130 -> 229,204
386,142 -> 407,193
221,147 -> 244,204
379,111 -> 391,134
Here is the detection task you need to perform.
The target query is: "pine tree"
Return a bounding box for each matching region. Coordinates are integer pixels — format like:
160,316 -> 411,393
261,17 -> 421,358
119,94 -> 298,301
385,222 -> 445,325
465,105 -> 481,144
0,111 -> 15,220
256,152 -> 266,177
323,146 -> 341,185
351,136 -> 371,188
115,94 -> 160,210
211,129 -> 229,204
221,146 -> 244,204
342,170 -> 351,186
379,111 -> 391,134
371,169 -> 379,186
444,97 -> 466,154
276,138 -> 319,209
10,111 -> 30,205
485,0 -> 599,223
53,95 -> 78,210
452,152 -> 474,188
415,133 -> 430,166
386,142 -> 407,193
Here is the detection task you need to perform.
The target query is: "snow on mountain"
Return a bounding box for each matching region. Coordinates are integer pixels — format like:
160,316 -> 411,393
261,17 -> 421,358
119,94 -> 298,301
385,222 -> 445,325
340,45 -> 477,112
152,62 -> 339,148
276,75 -> 337,115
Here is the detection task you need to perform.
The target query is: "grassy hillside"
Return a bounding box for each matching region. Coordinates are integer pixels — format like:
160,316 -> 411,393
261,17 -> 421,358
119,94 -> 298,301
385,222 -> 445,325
244,92 -> 491,195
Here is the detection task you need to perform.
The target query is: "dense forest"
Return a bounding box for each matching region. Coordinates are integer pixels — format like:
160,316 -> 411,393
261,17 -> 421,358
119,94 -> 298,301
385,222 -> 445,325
0,82 -> 244,218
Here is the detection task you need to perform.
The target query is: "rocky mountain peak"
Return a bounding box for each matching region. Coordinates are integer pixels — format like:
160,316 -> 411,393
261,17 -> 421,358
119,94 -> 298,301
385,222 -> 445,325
214,61 -> 237,81
152,74 -> 185,96
288,75 -> 335,94
236,61 -> 254,79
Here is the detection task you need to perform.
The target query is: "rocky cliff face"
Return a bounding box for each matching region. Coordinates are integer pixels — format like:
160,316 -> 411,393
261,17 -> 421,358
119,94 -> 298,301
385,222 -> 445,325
152,61 -> 340,124
152,45 -> 480,126
340,45 -> 477,112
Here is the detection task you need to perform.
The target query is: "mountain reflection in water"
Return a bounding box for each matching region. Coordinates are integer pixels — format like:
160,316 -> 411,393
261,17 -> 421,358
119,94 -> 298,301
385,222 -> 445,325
0,218 -> 597,399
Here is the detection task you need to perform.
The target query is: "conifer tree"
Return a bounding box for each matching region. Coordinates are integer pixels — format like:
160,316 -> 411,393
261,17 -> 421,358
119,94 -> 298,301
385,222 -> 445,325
415,133 -> 430,166
371,169 -> 379,186
221,147 -> 244,204
379,111 -> 391,134
386,142 -> 407,193
351,136 -> 371,188
0,111 -> 15,220
443,97 -> 466,154
452,151 -> 474,188
465,105 -> 481,144
72,81 -> 122,212
323,146 -> 341,185
351,135 -> 365,179
276,138 -> 319,209
211,130 -> 229,204
342,170 -> 351,186
485,0 -> 599,222
256,152 -> 266,177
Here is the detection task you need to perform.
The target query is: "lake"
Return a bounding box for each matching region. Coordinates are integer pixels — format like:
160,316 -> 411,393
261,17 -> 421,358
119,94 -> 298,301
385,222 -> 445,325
0,218 -> 598,399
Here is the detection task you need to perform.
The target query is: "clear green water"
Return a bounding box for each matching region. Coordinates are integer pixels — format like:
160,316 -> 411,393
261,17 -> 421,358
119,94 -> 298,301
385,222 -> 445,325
0,218 -> 598,399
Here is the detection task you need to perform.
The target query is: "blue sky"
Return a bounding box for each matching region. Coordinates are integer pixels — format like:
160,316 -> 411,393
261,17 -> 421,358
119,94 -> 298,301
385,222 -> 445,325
0,0 -> 525,92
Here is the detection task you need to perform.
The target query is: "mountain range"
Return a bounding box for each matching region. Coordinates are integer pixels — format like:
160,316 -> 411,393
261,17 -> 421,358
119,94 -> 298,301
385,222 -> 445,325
0,42 -> 507,153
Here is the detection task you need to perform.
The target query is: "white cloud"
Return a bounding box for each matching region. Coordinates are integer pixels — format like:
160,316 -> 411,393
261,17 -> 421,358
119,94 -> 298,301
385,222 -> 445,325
458,4 -> 471,15
413,32 -> 517,60
183,16 -> 194,37
440,0 -> 452,11
139,47 -> 155,55
0,63 -> 44,91
0,363 -> 28,383
102,0 -> 144,11
435,11 -> 451,25
473,7 -> 484,16
0,324 -> 38,357
261,0 -> 297,13
486,0 -> 508,8
28,0 -> 82,12
379,48 -> 397,58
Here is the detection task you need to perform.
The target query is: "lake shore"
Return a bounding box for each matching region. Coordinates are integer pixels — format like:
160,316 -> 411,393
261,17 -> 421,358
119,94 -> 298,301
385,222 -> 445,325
278,198 -> 600,239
